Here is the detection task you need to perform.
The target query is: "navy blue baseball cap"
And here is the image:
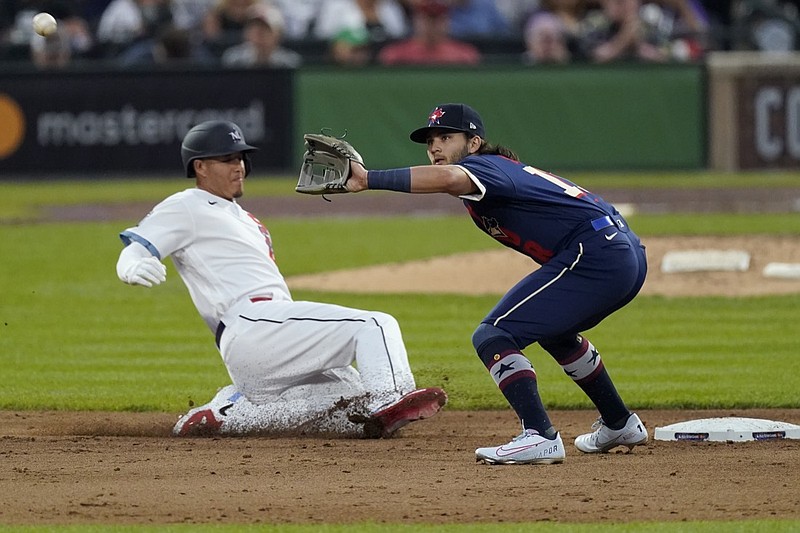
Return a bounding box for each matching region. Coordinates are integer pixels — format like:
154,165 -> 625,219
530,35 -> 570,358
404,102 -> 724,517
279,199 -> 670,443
409,103 -> 485,144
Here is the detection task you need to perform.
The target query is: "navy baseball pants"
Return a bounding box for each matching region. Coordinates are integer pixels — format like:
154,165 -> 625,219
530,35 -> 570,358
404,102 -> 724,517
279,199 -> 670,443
484,219 -> 647,349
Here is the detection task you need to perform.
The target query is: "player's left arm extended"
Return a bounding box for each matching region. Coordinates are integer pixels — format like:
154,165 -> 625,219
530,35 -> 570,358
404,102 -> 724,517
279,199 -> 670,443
348,162 -> 476,196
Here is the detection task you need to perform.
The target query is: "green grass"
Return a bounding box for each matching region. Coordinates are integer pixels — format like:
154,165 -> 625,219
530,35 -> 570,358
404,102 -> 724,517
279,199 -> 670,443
290,291 -> 800,411
0,176 -> 294,221
268,216 -> 491,272
1,212 -> 798,412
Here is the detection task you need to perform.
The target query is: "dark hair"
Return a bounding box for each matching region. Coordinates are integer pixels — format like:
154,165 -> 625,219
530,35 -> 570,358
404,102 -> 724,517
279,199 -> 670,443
475,138 -> 519,161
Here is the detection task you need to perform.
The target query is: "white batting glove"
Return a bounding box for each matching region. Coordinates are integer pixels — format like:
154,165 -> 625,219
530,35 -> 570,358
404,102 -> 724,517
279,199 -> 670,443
121,256 -> 167,287
117,243 -> 168,287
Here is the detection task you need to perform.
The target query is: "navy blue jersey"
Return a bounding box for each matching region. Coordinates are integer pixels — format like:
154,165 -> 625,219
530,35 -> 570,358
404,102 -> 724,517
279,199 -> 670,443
458,154 -> 618,264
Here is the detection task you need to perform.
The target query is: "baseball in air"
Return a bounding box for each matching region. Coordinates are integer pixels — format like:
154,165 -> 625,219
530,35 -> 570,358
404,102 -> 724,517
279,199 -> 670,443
32,12 -> 58,37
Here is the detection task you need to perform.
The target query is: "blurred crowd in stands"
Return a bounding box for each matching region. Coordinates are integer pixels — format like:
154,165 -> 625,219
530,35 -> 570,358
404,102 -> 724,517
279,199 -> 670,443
1,0 -> 798,70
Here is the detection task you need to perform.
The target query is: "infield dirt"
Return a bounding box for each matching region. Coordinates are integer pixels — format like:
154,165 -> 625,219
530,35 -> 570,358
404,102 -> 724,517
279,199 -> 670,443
3,408 -> 800,525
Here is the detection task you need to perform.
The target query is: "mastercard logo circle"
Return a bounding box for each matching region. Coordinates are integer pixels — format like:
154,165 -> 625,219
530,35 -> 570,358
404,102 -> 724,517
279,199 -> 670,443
0,94 -> 26,159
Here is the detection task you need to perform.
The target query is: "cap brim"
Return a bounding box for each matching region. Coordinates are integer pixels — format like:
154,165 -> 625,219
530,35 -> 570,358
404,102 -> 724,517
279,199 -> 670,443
409,125 -> 473,144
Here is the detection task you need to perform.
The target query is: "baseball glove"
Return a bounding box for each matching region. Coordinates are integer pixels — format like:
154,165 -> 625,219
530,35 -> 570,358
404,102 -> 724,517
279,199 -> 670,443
295,133 -> 364,195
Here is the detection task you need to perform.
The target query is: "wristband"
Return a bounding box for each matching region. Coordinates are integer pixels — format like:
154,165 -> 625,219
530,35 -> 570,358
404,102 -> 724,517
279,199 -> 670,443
367,168 -> 412,192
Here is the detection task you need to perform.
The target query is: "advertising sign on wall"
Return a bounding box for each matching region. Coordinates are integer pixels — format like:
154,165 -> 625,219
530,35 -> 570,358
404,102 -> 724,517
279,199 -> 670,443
709,52 -> 800,171
738,76 -> 800,169
0,68 -> 293,177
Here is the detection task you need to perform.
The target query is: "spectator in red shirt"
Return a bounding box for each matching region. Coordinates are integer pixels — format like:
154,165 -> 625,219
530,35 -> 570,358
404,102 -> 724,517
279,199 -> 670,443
377,0 -> 480,65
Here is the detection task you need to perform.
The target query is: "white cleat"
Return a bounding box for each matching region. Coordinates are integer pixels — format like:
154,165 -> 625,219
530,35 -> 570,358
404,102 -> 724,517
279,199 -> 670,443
476,430 -> 565,465
574,412 -> 648,453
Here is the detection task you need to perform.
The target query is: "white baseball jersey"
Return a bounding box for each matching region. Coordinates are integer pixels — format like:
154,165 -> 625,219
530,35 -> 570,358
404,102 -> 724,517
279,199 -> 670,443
120,187 -> 415,409
121,188 -> 292,332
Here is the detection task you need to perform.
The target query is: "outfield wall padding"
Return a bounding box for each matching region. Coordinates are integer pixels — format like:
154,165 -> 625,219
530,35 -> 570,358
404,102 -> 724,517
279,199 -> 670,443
296,64 -> 706,172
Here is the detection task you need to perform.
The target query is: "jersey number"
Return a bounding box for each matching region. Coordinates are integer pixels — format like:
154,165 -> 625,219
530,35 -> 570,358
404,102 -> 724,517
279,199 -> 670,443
523,166 -> 587,198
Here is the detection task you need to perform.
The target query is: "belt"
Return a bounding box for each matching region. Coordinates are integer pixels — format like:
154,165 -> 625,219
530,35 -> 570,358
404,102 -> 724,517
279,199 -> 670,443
215,321 -> 226,348
590,214 -> 628,232
561,214 -> 629,249
590,215 -> 614,231
216,295 -> 272,347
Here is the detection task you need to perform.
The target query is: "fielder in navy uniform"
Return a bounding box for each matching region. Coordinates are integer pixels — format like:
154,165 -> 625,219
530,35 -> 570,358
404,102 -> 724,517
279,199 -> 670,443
345,103 -> 649,464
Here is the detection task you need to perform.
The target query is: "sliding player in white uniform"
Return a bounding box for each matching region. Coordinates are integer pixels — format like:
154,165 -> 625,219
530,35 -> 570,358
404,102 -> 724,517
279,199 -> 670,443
116,120 -> 446,437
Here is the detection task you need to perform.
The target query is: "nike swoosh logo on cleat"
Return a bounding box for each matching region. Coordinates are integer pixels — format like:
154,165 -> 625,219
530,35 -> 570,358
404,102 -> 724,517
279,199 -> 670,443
218,403 -> 234,416
597,430 -> 643,449
208,201 -> 218,205
495,442 -> 547,457
605,232 -> 618,240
